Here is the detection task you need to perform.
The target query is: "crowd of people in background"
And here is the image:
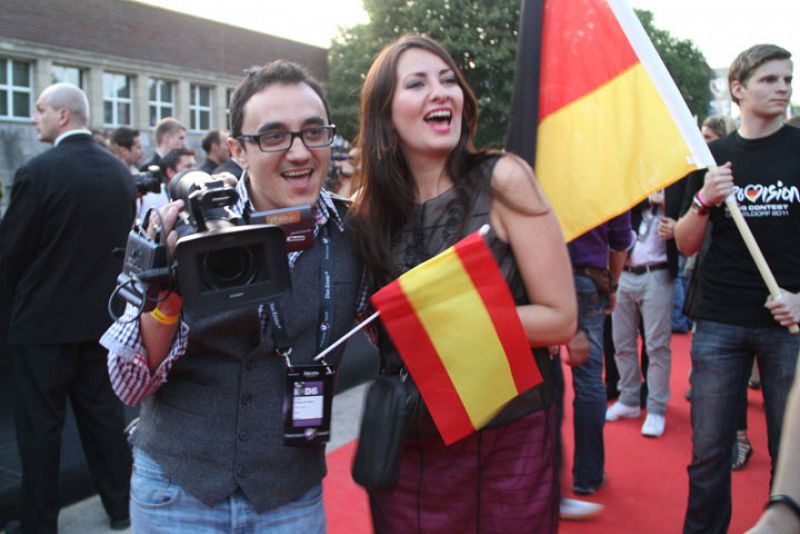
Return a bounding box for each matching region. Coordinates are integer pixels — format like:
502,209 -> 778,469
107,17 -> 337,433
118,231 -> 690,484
0,33 -> 798,534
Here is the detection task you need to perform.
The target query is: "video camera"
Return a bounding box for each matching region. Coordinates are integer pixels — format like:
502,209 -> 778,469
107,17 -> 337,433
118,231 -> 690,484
114,170 -> 312,317
325,135 -> 352,192
132,165 -> 163,195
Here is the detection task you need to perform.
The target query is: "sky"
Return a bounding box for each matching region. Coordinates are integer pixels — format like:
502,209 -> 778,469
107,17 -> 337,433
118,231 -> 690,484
133,0 -> 799,103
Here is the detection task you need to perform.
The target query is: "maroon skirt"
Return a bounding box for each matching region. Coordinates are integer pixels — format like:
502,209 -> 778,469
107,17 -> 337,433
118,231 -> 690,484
369,404 -> 558,534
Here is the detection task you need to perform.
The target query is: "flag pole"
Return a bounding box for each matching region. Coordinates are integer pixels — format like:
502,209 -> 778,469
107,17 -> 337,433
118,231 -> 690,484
313,310 -> 380,362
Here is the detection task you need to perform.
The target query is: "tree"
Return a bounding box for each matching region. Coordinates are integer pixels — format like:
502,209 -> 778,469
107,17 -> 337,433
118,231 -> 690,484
329,0 -> 520,148
328,2 -> 710,148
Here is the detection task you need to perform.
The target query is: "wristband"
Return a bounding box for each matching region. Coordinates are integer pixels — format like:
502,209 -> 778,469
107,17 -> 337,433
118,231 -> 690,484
695,191 -> 712,208
150,307 -> 180,325
691,194 -> 710,216
766,494 -> 800,522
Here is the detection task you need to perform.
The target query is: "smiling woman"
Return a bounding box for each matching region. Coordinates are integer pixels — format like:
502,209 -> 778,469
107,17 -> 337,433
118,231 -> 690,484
349,34 -> 576,534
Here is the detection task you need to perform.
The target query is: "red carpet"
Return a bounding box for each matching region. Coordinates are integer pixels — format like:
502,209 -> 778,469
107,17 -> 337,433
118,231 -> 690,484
324,332 -> 771,533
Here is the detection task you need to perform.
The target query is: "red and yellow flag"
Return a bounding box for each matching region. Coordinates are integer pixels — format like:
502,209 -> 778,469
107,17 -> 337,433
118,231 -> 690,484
506,0 -> 714,241
371,229 -> 540,445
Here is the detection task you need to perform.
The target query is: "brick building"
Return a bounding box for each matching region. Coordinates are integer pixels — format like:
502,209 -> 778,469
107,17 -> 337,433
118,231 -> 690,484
0,0 -> 328,211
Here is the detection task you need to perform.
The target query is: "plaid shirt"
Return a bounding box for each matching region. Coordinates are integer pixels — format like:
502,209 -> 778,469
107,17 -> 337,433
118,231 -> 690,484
100,177 -> 369,405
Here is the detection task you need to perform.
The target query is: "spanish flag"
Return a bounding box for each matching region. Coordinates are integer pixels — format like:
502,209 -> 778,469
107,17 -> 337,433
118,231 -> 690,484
371,228 -> 540,445
506,0 -> 714,241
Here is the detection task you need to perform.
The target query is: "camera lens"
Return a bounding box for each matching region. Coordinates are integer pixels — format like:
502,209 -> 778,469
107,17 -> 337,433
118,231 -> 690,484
200,245 -> 258,289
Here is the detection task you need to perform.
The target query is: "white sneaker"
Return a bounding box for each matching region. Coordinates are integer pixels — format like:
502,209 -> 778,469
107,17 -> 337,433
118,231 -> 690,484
641,413 -> 666,437
559,497 -> 604,520
605,401 -> 640,421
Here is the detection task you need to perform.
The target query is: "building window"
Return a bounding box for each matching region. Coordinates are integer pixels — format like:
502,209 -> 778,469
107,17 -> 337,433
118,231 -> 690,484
190,84 -> 211,131
0,58 -> 33,120
103,72 -> 132,127
51,65 -> 85,90
225,87 -> 233,129
148,79 -> 175,127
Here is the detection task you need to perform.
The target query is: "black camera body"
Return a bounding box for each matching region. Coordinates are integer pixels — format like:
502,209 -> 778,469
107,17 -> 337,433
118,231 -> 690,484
325,135 -> 352,191
132,165 -> 163,195
117,170 -> 318,317
168,170 -> 291,315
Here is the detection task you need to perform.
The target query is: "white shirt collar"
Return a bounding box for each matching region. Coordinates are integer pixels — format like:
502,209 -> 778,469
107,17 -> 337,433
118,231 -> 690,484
54,128 -> 92,146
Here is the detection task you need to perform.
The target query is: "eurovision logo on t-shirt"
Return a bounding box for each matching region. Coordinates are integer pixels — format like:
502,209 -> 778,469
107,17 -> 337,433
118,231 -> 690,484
733,180 -> 800,218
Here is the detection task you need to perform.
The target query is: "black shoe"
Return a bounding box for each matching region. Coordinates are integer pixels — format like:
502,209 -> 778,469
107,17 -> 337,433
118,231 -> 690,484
110,517 -> 131,531
573,473 -> 608,496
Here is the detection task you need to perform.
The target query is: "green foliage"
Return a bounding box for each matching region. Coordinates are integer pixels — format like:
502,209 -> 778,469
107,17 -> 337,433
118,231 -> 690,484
328,3 -> 711,148
329,0 -> 520,148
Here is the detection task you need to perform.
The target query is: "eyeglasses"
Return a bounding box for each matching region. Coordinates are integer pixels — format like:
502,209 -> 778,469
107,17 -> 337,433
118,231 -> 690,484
238,125 -> 336,153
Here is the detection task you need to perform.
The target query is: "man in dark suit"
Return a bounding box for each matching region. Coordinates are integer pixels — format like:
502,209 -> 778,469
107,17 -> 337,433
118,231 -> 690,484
0,83 -> 134,532
212,154 -> 244,178
199,128 -> 230,173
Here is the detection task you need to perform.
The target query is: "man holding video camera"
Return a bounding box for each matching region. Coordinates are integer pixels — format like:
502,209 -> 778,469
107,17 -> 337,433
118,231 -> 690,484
101,61 -> 364,531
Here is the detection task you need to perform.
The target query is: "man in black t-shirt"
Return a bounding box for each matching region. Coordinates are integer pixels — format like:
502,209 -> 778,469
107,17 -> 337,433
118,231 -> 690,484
675,44 -> 800,534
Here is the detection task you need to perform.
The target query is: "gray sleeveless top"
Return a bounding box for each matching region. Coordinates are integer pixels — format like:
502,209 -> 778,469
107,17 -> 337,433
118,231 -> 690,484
379,155 -> 553,433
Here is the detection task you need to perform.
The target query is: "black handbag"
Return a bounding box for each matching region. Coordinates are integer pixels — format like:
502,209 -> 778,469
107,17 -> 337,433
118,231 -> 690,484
682,224 -> 713,320
351,373 -> 419,490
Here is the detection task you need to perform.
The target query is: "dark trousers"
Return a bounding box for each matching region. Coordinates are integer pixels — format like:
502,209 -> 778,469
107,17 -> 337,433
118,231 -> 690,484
11,342 -> 131,533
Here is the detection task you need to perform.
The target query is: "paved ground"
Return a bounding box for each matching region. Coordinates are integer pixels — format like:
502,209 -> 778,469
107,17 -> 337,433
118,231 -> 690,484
48,383 -> 368,534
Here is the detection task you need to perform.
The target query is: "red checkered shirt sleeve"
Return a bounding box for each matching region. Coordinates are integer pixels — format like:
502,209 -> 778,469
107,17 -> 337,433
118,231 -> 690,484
100,303 -> 190,406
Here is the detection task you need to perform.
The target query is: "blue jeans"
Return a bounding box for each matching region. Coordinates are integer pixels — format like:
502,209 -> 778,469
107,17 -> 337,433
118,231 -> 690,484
130,448 -> 326,533
570,275 -> 608,491
684,320 -> 799,534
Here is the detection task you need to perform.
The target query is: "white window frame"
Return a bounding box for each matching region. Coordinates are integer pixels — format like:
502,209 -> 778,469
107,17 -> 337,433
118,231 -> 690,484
189,83 -> 212,132
148,78 -> 175,127
103,72 -> 133,127
0,58 -> 33,121
225,87 -> 233,129
51,64 -> 85,91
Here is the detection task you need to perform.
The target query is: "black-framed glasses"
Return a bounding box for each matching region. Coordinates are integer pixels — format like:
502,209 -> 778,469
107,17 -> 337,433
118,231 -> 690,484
239,125 -> 336,153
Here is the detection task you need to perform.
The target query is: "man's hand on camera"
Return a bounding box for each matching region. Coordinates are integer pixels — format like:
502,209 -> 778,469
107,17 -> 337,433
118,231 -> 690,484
211,171 -> 238,188
148,200 -> 184,257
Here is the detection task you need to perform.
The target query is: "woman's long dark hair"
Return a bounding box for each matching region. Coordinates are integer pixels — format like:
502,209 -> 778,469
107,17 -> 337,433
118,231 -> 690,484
350,34 -> 492,284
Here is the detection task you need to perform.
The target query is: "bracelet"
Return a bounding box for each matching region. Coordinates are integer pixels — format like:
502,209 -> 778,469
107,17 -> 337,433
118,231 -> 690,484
695,191 -> 712,208
149,307 -> 180,325
765,494 -> 800,522
691,194 -> 710,216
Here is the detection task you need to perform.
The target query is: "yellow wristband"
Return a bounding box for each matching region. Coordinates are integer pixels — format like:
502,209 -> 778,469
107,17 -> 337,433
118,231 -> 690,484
149,307 -> 180,325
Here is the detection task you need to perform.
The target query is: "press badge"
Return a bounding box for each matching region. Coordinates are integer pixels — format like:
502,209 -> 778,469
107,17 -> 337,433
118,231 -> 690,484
283,364 -> 335,446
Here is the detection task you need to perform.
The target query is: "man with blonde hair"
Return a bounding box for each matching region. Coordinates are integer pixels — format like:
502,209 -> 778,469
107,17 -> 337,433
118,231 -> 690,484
676,44 -> 800,534
140,116 -> 186,171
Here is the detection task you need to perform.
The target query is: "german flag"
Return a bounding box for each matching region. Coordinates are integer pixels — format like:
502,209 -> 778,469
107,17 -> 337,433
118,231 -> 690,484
371,229 -> 540,445
506,0 -> 714,241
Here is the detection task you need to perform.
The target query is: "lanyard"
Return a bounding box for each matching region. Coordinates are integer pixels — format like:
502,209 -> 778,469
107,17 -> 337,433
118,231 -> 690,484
268,225 -> 333,366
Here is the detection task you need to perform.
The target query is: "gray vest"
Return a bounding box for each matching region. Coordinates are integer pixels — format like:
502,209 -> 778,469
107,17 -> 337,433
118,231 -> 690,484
135,211 -> 362,512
